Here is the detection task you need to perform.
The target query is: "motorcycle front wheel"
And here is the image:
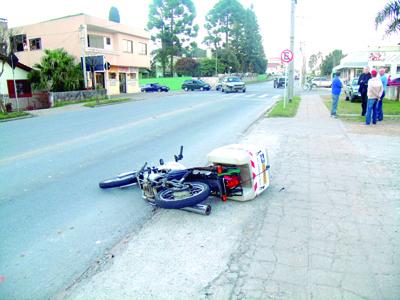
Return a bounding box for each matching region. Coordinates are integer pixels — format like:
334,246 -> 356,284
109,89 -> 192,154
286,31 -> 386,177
155,182 -> 210,209
99,172 -> 137,189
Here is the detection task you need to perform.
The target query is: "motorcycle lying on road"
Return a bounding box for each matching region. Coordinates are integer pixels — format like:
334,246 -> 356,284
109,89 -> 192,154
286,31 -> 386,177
99,146 -> 244,215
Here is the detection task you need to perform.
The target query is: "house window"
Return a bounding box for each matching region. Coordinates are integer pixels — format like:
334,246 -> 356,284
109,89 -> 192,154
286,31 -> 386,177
123,39 -> 133,53
87,34 -> 104,49
11,34 -> 27,52
138,42 -> 147,55
7,80 -> 32,98
109,72 -> 117,79
29,38 -> 42,50
106,37 -> 111,45
128,73 -> 137,80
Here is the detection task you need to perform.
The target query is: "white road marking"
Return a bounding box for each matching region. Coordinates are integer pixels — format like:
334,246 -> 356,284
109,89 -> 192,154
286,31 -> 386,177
244,94 -> 257,98
258,93 -> 269,98
272,95 -> 281,100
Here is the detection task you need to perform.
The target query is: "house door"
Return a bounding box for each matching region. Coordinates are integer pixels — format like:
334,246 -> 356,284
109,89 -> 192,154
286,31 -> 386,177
119,73 -> 127,93
95,72 -> 105,89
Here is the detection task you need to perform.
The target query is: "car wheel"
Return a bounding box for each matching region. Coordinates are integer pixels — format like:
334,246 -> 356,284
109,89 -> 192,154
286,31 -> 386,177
242,89 -> 246,93
312,84 -> 317,88
221,88 -> 224,92
200,87 -> 204,91
158,88 -> 162,92
345,94 -> 350,101
184,87 -> 188,91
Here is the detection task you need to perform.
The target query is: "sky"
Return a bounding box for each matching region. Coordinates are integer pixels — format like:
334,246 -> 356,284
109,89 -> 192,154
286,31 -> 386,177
2,0 -> 398,66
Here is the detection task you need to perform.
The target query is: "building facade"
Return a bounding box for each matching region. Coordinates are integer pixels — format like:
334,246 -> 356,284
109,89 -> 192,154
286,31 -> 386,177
11,14 -> 151,95
333,45 -> 400,81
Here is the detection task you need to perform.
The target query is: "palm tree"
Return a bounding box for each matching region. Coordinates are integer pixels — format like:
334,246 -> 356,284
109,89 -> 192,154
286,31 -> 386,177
375,0 -> 400,35
29,49 -> 82,92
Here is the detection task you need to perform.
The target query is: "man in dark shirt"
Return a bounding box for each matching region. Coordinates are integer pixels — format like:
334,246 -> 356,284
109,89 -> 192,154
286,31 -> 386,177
358,67 -> 372,116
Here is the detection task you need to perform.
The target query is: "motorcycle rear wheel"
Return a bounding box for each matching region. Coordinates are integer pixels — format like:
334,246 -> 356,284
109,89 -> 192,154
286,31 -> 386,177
99,173 -> 137,189
155,182 -> 210,209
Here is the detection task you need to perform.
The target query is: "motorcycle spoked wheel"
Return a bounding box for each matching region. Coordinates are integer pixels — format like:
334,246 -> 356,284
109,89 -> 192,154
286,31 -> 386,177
99,173 -> 138,189
155,182 -> 210,209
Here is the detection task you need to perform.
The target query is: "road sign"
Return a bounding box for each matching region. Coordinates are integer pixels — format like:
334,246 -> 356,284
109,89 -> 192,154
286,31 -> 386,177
281,49 -> 294,63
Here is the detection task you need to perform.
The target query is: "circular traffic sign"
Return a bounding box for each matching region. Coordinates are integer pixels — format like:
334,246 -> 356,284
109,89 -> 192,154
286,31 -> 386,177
281,49 -> 294,63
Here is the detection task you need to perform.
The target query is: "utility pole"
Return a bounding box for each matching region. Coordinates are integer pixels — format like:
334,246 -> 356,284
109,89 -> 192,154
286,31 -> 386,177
79,24 -> 88,89
288,0 -> 297,101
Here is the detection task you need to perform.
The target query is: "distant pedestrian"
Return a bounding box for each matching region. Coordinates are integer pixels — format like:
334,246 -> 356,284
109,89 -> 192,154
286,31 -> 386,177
377,68 -> 388,121
331,72 -> 343,118
366,69 -> 383,125
358,67 -> 372,116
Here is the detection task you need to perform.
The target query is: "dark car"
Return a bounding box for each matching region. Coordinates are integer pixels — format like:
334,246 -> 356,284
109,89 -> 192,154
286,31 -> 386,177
141,83 -> 170,92
182,79 -> 211,91
273,77 -> 287,88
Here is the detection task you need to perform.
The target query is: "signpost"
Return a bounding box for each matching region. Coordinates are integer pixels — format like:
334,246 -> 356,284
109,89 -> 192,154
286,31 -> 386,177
280,49 -> 294,109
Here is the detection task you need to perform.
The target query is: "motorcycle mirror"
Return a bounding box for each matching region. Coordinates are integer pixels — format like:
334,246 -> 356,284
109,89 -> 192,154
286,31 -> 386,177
159,159 -> 164,165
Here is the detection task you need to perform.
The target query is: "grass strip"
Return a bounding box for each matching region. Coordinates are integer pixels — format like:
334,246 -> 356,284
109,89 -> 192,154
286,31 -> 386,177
83,98 -> 131,107
266,96 -> 301,118
0,111 -> 30,120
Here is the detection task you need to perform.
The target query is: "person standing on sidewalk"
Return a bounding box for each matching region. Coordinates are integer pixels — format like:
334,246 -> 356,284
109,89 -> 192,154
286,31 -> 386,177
358,67 -> 371,116
331,72 -> 343,117
366,69 -> 383,125
377,68 -> 388,121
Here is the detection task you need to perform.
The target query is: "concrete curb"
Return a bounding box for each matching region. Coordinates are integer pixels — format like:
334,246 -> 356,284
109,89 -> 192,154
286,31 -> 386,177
0,114 -> 34,122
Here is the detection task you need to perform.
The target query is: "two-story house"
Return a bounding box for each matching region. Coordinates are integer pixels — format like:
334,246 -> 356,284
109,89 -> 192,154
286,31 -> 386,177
10,13 -> 151,95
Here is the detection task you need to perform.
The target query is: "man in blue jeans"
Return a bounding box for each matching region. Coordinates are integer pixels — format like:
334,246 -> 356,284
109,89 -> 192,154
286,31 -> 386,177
331,72 -> 343,118
377,68 -> 388,121
366,69 -> 383,125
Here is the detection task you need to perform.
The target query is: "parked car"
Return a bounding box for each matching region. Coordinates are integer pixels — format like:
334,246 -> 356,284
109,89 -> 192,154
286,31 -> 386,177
141,83 -> 170,92
345,78 -> 361,102
215,78 -> 224,91
311,77 -> 332,88
221,76 -> 246,93
181,79 -> 211,91
388,76 -> 400,86
273,77 -> 287,88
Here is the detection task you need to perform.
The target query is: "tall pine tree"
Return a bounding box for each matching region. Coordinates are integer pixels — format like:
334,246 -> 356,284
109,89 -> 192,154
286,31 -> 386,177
109,6 -> 120,23
242,7 -> 267,73
147,0 -> 198,77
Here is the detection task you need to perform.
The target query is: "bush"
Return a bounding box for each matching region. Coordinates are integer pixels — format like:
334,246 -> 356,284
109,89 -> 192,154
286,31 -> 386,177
175,58 -> 199,76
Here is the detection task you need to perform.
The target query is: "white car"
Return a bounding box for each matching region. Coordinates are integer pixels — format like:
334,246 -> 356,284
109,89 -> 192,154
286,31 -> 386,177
311,77 -> 332,88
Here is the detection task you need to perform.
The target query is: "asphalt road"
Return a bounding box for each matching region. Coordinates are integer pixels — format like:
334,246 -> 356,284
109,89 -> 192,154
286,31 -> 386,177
0,81 -> 287,299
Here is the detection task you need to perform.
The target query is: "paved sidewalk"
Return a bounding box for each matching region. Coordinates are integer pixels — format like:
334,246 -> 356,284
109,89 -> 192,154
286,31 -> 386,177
206,94 -> 400,299
63,94 -> 400,300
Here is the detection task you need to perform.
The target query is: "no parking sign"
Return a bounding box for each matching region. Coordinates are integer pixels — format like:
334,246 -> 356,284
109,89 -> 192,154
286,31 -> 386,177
281,49 -> 294,64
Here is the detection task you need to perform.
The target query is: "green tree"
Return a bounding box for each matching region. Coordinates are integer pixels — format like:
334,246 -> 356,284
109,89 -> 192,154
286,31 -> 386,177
217,48 -> 240,73
241,7 -> 267,73
175,57 -> 199,76
308,51 -> 322,74
198,58 -> 225,76
0,26 -> 16,112
204,0 -> 245,49
28,49 -> 83,92
147,0 -> 199,77
109,6 -> 121,23
320,50 -> 344,76
375,0 -> 400,35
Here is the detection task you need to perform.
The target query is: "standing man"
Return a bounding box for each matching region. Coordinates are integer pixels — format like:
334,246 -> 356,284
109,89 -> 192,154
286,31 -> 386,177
358,66 -> 372,116
366,69 -> 383,125
377,68 -> 388,121
331,72 -> 343,118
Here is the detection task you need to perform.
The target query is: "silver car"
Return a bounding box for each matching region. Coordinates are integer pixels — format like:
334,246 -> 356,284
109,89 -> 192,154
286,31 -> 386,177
221,76 -> 246,93
345,78 -> 361,102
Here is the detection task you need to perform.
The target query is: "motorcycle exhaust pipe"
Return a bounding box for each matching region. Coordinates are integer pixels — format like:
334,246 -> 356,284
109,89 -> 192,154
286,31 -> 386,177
180,204 -> 211,216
